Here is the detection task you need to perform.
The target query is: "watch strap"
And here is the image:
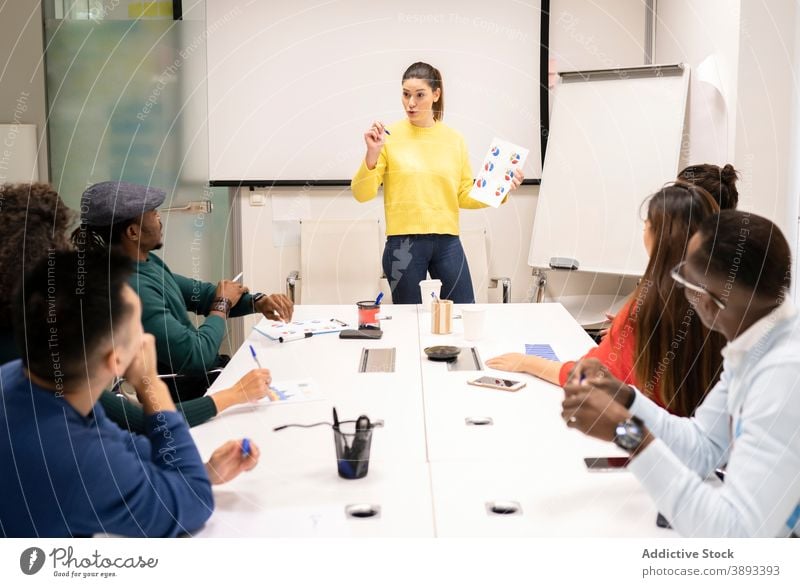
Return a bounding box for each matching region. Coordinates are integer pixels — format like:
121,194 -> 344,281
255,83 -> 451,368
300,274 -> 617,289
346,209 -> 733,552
210,297 -> 232,316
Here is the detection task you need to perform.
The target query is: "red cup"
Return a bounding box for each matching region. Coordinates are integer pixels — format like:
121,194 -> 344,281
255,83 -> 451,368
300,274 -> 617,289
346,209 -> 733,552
357,301 -> 380,330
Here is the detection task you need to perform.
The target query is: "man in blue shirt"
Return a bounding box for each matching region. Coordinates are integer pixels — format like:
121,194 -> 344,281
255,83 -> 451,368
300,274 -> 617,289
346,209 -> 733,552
0,250 -> 260,537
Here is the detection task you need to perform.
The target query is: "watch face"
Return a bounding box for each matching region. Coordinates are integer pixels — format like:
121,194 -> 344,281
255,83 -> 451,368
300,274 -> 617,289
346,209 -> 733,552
614,419 -> 643,452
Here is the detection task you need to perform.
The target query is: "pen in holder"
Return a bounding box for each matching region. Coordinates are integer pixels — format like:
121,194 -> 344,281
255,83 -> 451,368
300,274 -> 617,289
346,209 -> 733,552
333,411 -> 375,479
273,408 -> 383,480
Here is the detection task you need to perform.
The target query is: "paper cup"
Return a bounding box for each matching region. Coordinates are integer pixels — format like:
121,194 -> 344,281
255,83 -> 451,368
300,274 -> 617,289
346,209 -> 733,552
419,279 -> 442,311
461,307 -> 486,341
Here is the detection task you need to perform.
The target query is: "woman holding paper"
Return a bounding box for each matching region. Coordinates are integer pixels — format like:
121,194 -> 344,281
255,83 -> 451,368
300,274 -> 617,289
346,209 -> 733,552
351,61 -> 524,304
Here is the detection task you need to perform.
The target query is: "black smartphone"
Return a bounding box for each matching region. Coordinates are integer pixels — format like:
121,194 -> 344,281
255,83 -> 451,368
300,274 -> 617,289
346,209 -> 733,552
583,456 -> 630,471
339,329 -> 383,339
656,512 -> 673,529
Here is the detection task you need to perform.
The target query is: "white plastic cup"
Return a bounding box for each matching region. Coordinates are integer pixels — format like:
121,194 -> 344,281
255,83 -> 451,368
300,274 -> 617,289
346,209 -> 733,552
419,279 -> 442,311
461,307 -> 486,341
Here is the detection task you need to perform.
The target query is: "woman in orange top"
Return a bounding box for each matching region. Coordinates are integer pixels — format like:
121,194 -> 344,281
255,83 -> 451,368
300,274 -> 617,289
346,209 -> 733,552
487,182 -> 725,416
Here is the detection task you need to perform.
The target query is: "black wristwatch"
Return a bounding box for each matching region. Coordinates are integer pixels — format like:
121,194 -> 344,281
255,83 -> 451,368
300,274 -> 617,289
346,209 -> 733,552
613,416 -> 646,454
251,292 -> 266,312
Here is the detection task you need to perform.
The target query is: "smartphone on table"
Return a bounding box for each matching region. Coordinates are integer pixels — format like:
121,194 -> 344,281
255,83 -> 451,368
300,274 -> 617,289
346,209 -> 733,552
583,456 -> 630,471
468,376 -> 526,392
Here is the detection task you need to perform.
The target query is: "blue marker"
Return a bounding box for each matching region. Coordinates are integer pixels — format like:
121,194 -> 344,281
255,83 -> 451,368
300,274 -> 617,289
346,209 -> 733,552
374,292 -> 384,306
241,438 -> 251,457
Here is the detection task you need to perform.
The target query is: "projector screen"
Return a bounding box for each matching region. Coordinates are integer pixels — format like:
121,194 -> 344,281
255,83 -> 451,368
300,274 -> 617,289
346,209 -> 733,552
206,0 -> 543,184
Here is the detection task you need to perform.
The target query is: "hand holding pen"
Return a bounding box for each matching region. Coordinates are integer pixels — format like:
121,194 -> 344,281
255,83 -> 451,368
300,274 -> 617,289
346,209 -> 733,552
205,438 -> 260,485
364,121 -> 388,170
215,276 -> 248,307
249,345 -> 282,401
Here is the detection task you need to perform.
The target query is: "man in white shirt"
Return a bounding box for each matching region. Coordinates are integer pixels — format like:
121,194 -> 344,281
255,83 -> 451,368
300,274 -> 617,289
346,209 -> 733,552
562,210 -> 800,537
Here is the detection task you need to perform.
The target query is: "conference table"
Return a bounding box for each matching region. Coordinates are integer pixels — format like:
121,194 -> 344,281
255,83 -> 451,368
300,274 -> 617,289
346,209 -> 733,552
190,303 -> 673,537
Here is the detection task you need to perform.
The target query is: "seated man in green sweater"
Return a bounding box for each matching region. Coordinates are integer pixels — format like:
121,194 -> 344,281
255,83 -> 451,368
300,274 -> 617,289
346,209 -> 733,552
75,181 -> 293,400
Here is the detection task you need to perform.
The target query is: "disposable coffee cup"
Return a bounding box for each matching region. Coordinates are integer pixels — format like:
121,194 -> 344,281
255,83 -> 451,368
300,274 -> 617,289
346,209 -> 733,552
461,307 -> 486,341
419,279 -> 442,311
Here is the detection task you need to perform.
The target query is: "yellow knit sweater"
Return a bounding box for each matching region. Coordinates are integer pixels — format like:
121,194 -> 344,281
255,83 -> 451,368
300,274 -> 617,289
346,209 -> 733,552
351,119 -> 487,235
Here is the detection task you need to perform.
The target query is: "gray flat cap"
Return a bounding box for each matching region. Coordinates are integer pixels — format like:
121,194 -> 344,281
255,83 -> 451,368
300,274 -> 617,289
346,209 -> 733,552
80,181 -> 166,226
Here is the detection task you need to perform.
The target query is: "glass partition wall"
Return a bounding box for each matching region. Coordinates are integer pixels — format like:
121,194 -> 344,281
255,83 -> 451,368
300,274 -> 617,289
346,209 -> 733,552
42,0 -> 235,342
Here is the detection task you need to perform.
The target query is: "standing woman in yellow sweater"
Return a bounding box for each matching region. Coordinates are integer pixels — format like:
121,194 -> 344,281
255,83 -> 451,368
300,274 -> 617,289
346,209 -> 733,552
351,62 -> 524,303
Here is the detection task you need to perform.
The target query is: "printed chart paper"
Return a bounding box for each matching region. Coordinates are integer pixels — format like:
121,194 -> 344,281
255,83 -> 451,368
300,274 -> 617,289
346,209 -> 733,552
253,317 -> 348,341
262,379 -> 324,404
470,138 -> 529,207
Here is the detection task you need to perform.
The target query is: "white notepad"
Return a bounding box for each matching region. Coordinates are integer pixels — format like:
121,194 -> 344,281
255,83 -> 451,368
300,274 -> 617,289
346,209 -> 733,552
253,317 -> 348,340
470,138 -> 529,208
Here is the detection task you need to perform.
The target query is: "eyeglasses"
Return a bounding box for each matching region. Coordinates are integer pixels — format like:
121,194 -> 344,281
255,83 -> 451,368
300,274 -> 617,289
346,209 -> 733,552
670,261 -> 726,310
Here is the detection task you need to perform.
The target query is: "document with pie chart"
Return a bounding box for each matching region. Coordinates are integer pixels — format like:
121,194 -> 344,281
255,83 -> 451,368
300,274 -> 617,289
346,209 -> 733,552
470,138 -> 529,208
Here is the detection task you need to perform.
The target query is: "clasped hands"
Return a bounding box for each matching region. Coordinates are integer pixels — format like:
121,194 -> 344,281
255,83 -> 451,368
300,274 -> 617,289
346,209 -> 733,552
560,358 -> 635,442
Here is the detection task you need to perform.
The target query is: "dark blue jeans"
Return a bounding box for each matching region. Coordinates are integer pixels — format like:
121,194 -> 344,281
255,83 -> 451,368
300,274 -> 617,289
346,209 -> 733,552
382,234 -> 475,304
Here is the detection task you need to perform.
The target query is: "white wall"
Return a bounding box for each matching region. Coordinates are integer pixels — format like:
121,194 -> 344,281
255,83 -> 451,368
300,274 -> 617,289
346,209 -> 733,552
789,3 -> 800,303
656,0 -> 799,236
733,0 -> 798,239
655,0 -> 741,164
234,0 -> 649,312
0,0 -> 49,182
550,0 -> 647,71
657,0 -> 800,300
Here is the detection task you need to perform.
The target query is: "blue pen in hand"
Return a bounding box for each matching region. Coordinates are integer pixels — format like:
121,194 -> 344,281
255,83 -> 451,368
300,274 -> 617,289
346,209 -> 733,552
248,344 -> 262,368
249,344 -> 280,400
241,438 -> 251,458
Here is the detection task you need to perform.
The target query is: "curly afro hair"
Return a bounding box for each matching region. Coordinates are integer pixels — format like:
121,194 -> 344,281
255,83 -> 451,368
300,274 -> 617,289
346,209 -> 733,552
0,183 -> 75,330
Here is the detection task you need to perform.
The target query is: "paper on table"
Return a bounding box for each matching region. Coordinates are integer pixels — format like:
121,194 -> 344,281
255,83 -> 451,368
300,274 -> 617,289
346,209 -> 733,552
198,505 -> 350,537
263,379 -> 324,404
253,316 -> 348,340
470,137 -> 529,208
525,344 -> 559,361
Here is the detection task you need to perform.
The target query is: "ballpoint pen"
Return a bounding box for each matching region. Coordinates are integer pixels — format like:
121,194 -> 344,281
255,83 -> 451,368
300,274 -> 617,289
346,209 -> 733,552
248,344 -> 262,368
232,272 -> 243,283
249,344 -> 279,400
241,438 -> 251,457
374,292 -> 384,306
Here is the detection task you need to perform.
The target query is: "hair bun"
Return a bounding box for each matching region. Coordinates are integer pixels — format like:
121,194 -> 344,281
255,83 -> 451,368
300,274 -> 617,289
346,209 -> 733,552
721,164 -> 739,182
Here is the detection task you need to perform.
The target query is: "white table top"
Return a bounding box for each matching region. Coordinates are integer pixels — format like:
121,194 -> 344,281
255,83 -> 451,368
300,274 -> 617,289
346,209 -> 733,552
190,303 -> 674,537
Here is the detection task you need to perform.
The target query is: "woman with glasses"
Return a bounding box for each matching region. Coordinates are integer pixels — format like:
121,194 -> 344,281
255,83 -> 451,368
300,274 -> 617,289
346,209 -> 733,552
562,210 -> 800,537
487,183 -> 725,416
